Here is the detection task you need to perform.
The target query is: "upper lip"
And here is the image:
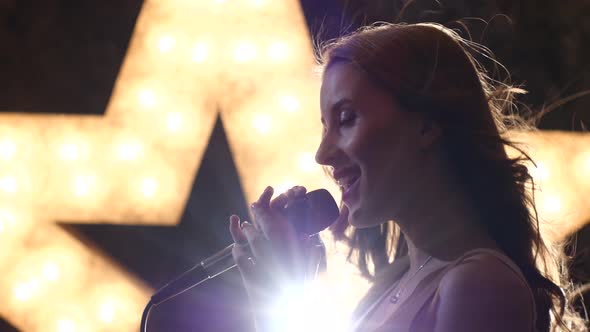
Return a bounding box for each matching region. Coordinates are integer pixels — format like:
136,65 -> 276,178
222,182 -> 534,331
333,166 -> 361,184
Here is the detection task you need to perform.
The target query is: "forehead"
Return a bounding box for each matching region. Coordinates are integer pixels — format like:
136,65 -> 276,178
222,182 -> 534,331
320,62 -> 368,115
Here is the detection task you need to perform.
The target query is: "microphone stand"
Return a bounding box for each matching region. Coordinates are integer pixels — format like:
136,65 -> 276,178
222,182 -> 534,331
140,235 -> 326,332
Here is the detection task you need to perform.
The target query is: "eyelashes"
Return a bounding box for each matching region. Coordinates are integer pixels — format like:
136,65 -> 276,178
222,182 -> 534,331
339,110 -> 357,126
321,110 -> 357,135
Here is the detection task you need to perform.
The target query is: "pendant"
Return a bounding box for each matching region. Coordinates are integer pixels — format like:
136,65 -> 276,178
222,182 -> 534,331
390,292 -> 401,304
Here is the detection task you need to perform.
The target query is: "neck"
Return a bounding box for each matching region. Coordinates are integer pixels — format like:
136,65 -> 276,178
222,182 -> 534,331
392,157 -> 498,270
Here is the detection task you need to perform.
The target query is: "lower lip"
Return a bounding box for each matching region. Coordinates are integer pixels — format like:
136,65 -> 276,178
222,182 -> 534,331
342,178 -> 360,205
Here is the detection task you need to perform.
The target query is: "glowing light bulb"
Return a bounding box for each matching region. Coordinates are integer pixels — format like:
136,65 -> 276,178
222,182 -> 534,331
252,114 -> 272,134
57,319 -> 76,332
530,162 -> 549,181
42,262 -> 60,282
0,210 -> 15,234
73,175 -> 96,197
98,302 -> 116,323
280,95 -> 300,113
268,41 -> 289,60
234,42 -> 257,62
0,176 -> 18,193
157,35 -> 175,53
59,143 -> 80,161
166,112 -> 183,132
544,196 -> 561,213
0,139 -> 16,160
298,152 -> 316,172
192,43 -> 208,63
141,177 -> 158,197
138,90 -> 156,108
13,280 -> 38,301
116,141 -> 142,161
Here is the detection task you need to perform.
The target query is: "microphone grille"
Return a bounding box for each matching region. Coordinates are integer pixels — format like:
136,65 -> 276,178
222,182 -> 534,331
294,189 -> 339,235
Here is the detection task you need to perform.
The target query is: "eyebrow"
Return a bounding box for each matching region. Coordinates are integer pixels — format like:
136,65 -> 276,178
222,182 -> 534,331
321,98 -> 353,125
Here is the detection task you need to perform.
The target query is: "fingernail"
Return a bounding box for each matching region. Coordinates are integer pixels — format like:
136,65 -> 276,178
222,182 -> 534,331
240,221 -> 251,229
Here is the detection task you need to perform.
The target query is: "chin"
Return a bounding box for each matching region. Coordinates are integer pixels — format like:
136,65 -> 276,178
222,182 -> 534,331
347,206 -> 371,229
347,204 -> 384,229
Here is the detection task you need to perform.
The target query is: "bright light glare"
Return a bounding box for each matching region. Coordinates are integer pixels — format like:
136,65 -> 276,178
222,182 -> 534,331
73,175 -> 96,197
98,302 -> 116,323
0,139 -> 16,160
252,114 -> 272,134
192,43 -> 208,62
0,210 -> 16,234
530,162 -> 549,181
157,35 -> 175,53
544,196 -> 561,213
42,262 -> 60,282
13,280 -> 39,301
298,152 -> 316,172
57,319 -> 76,332
141,177 -> 158,197
271,285 -> 352,332
275,181 -> 295,195
116,141 -> 142,161
234,42 -> 257,62
280,95 -> 300,113
138,90 -> 156,108
59,143 -> 80,161
0,176 -> 18,193
268,41 -> 289,60
166,112 -> 183,132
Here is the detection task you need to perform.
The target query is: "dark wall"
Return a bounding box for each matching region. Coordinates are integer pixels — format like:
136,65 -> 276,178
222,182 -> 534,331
0,0 -> 142,114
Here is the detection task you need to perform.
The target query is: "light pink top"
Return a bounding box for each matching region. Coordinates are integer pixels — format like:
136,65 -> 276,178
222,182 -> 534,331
352,248 -> 537,332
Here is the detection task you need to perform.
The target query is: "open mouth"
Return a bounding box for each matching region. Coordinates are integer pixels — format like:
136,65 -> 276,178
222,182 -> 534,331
336,169 -> 361,205
338,174 -> 360,193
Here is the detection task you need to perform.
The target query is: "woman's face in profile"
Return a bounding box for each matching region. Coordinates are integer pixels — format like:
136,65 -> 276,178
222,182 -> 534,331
316,62 -> 430,228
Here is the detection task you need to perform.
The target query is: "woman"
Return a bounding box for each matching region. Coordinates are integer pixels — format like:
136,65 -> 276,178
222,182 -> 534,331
229,23 -> 587,331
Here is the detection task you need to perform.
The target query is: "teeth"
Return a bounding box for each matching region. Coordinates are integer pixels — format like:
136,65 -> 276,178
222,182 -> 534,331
338,176 -> 359,189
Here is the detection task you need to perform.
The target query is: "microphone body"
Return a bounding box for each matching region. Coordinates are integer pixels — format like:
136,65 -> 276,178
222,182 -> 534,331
150,189 -> 339,305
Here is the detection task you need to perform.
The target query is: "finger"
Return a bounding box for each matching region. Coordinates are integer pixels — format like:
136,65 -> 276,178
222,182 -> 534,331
269,192 -> 289,210
241,221 -> 272,262
293,185 -> 307,197
230,216 -> 258,276
232,247 -> 258,281
255,186 -> 274,209
229,215 -> 248,245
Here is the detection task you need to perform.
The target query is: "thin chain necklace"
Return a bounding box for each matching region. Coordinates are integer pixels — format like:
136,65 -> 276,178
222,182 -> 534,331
389,255 -> 433,304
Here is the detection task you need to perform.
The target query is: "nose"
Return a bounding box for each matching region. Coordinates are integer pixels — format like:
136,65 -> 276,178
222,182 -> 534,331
315,131 -> 341,167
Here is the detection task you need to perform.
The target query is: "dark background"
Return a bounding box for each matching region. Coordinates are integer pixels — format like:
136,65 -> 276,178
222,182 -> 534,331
1,0 -> 589,331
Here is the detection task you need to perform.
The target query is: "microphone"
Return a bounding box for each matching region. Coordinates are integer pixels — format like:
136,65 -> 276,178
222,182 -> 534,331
149,188 -> 339,305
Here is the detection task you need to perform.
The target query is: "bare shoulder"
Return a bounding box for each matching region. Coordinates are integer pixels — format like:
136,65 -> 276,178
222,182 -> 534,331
434,251 -> 534,332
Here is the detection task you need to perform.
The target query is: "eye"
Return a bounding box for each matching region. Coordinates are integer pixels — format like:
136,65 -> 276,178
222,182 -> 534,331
339,110 -> 357,126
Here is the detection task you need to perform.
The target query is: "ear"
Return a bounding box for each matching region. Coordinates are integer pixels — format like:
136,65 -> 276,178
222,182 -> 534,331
418,117 -> 442,150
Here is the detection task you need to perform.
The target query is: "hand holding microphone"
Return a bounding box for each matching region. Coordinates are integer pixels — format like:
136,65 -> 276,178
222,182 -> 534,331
229,185 -> 337,324
142,185 -> 338,332
230,186 -> 306,292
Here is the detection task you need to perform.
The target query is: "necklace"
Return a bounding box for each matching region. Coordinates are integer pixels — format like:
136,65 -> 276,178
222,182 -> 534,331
389,255 -> 433,304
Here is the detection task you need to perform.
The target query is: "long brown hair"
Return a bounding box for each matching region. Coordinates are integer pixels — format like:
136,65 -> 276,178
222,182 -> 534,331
318,22 -> 588,332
